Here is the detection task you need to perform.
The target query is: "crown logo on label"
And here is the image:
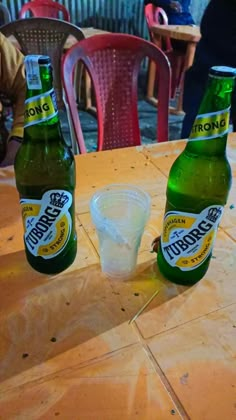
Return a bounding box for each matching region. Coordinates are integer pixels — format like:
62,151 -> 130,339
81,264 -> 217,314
50,192 -> 69,208
206,207 -> 222,223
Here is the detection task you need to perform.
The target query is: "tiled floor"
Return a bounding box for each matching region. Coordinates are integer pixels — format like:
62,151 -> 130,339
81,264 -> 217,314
59,70 -> 184,151
60,98 -> 184,153
1,78 -> 184,161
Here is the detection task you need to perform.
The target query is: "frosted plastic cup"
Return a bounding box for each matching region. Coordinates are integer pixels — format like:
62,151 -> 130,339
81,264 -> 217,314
90,184 -> 151,279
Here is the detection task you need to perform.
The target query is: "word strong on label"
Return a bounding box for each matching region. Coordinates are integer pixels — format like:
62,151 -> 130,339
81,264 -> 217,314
25,102 -> 50,118
161,205 -> 223,271
24,89 -> 58,128
189,108 -> 230,141
21,190 -> 72,259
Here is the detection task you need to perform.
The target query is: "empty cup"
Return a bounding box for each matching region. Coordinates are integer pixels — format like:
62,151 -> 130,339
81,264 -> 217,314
90,184 -> 151,279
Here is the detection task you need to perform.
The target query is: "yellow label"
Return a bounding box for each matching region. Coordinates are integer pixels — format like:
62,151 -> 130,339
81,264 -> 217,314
162,215 -> 195,242
21,203 -> 41,230
175,230 -> 214,269
160,205 -> 223,271
20,190 -> 72,260
189,108 -> 230,141
24,89 -> 58,128
38,214 -> 69,257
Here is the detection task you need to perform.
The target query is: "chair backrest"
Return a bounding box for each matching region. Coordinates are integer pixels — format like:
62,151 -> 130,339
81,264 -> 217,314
144,4 -> 172,51
62,33 -> 171,153
19,0 -> 70,21
0,3 -> 11,26
0,18 -> 84,109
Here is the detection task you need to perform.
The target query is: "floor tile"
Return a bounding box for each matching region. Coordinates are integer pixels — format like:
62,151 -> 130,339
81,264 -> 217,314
0,344 -> 182,420
135,230 -> 236,339
220,186 -> 236,229
138,139 -> 186,177
0,262 -> 140,384
75,146 -> 166,214
147,304 -> 236,420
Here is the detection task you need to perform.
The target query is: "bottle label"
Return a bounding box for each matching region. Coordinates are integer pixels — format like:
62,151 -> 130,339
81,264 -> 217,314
20,190 -> 73,259
160,205 -> 223,271
24,88 -> 58,128
25,55 -> 43,90
189,108 -> 230,141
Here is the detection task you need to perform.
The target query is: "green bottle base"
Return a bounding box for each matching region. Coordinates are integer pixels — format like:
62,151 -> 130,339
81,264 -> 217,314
25,239 -> 77,275
157,249 -> 210,286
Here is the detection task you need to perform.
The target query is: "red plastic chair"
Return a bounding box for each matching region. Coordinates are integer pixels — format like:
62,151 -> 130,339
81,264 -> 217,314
145,4 -> 185,102
62,33 -> 171,154
145,5 -> 172,51
19,0 -> 70,21
0,18 -> 84,111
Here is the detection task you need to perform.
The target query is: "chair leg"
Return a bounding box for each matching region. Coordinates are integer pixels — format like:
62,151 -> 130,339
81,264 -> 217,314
84,70 -> 97,116
146,59 -> 158,107
63,98 -> 80,155
85,71 -> 92,110
174,42 -> 197,114
74,62 -> 83,105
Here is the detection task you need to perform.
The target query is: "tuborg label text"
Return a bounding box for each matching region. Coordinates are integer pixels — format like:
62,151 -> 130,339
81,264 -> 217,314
160,205 -> 223,271
20,190 -> 72,259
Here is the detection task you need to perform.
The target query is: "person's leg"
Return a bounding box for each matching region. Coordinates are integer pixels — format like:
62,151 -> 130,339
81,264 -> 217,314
230,87 -> 236,132
181,67 -> 208,138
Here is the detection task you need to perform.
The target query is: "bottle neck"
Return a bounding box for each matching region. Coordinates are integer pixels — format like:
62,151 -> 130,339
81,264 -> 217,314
24,63 -> 63,143
185,75 -> 235,157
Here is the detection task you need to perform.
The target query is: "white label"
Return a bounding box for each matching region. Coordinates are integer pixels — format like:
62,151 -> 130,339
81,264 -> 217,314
25,56 -> 44,90
160,205 -> 223,271
20,190 -> 72,259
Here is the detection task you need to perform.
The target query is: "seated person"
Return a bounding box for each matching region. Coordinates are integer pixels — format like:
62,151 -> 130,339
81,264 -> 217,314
181,0 -> 236,138
144,0 -> 195,52
144,0 -> 195,25
0,32 -> 26,167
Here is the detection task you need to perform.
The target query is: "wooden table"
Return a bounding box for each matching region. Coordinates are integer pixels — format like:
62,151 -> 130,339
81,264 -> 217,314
65,27 -> 108,49
1,135 -> 236,418
148,25 -> 201,114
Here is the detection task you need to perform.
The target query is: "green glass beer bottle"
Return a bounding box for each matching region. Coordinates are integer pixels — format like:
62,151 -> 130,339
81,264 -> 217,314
157,66 -> 236,285
14,55 -> 77,274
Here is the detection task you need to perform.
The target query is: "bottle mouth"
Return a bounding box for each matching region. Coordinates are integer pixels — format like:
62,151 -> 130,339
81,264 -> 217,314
38,55 -> 51,65
210,66 -> 236,78
24,55 -> 51,66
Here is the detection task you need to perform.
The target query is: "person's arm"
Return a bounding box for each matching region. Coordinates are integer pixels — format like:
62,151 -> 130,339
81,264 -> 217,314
155,1 -> 182,12
0,33 -> 26,166
0,34 -> 26,139
0,137 -> 22,167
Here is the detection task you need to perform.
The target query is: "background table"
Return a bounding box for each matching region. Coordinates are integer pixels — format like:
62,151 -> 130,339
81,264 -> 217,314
0,134 -> 236,418
148,24 -> 201,114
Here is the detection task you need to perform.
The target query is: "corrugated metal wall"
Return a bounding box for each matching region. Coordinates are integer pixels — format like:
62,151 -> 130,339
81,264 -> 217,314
2,0 -> 146,37
1,0 -> 209,36
2,0 -> 209,38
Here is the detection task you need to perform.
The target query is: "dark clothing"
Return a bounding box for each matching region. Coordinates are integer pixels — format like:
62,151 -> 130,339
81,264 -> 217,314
144,0 -> 194,25
181,0 -> 236,138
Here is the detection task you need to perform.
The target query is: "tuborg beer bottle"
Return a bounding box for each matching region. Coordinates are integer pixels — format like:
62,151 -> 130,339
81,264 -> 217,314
14,55 -> 77,274
157,66 -> 236,285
